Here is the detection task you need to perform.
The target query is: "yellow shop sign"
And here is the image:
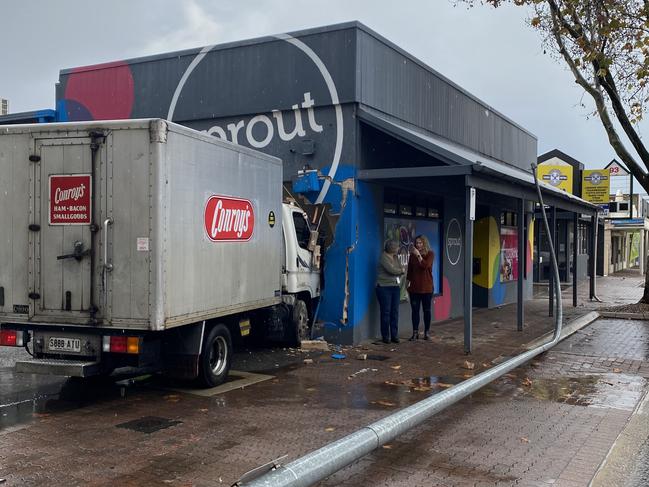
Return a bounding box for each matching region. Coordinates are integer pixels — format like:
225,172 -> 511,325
581,169 -> 610,204
537,162 -> 573,194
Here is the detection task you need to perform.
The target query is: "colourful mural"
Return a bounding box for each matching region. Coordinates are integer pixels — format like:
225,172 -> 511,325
472,216 -> 506,305
526,218 -> 534,278
473,214 -> 534,306
500,226 -> 519,282
384,217 -> 441,301
472,216 -> 499,289
59,62 -> 134,122
432,276 -> 452,321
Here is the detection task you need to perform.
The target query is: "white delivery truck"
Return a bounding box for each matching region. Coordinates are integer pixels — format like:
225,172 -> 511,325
0,119 -> 321,387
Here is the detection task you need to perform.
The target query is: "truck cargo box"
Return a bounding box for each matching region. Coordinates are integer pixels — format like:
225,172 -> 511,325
0,119 -> 283,331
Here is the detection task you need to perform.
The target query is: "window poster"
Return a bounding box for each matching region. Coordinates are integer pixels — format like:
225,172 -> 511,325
500,226 -> 519,282
384,217 -> 441,300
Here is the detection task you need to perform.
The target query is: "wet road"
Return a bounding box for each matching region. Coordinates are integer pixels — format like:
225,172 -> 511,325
0,318 -> 648,486
0,344 -> 315,431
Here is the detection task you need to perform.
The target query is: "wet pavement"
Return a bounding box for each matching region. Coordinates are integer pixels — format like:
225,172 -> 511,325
627,437 -> 649,487
0,271 -> 648,486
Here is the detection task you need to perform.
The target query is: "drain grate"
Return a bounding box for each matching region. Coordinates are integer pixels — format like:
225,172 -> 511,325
117,416 -> 182,434
366,354 -> 390,361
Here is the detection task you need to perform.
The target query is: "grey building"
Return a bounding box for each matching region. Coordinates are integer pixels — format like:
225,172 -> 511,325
49,22 -> 596,348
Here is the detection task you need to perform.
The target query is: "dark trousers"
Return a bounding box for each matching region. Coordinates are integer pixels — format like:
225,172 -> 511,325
376,285 -> 400,340
409,292 -> 433,333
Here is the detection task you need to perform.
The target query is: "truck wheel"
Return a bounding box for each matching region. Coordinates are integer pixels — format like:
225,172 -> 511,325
198,324 -> 232,388
288,300 -> 310,347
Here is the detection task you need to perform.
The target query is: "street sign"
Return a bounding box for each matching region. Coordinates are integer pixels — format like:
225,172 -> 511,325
605,159 -> 629,177
469,187 -> 476,221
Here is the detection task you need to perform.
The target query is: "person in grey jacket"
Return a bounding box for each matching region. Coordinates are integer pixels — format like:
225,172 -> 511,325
376,240 -> 405,343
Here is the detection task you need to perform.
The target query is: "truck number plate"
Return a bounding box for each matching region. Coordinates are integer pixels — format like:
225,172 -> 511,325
48,337 -> 81,353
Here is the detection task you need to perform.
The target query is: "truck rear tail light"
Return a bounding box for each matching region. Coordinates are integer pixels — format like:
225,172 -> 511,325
0,330 -> 24,347
102,336 -> 139,354
126,337 -> 139,354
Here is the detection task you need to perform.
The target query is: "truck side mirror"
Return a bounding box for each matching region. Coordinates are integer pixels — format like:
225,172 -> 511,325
307,230 -> 319,252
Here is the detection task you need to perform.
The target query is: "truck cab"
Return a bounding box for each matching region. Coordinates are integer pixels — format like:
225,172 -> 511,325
277,201 -> 321,346
282,202 -> 320,300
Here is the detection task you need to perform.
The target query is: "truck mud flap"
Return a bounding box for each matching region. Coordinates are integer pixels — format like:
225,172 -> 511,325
15,358 -> 100,377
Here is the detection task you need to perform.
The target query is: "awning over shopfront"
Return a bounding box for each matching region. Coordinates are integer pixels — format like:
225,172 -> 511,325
357,106 -> 599,216
356,105 -> 599,353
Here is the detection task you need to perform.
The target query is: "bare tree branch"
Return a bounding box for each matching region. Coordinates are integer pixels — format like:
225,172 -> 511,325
549,6 -> 649,189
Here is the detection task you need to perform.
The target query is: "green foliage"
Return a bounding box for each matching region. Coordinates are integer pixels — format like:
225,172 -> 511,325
479,0 -> 649,123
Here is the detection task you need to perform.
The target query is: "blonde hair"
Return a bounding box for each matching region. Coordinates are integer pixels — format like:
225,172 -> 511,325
415,235 -> 431,255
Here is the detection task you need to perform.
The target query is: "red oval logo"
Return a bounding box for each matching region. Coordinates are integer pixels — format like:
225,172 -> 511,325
204,195 -> 255,242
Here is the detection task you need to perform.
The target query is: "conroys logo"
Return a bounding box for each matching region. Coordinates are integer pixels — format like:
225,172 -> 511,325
204,195 -> 255,242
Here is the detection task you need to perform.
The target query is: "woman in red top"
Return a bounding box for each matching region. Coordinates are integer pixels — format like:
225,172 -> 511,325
407,235 -> 434,340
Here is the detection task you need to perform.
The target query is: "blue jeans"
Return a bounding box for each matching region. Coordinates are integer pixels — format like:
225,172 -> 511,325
376,285 -> 400,340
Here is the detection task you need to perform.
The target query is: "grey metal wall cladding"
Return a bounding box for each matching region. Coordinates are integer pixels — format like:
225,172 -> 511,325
55,22 -> 535,172
180,103 -> 357,179
57,28 -> 357,123
357,30 -> 537,170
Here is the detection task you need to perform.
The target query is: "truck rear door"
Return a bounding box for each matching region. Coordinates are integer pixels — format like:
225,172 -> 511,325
29,134 -> 108,324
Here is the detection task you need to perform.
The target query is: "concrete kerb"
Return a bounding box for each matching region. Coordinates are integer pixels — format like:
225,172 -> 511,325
590,387 -> 649,487
523,311 -> 600,351
598,311 -> 649,320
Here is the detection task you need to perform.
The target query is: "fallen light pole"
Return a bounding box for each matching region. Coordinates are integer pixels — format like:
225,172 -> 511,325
241,164 -> 563,487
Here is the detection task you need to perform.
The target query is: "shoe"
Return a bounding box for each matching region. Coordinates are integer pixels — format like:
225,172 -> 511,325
382,338 -> 390,344
391,337 -> 400,344
424,333 -> 431,341
409,332 -> 419,341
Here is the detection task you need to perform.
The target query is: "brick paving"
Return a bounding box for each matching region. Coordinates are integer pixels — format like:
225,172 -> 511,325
320,317 -> 649,487
0,271 -> 647,486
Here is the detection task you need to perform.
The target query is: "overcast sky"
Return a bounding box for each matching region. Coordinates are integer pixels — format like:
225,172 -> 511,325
1,0 -> 646,180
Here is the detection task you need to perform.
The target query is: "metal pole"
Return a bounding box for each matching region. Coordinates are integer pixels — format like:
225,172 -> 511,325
517,198 -> 524,331
464,186 -> 474,354
630,174 -> 634,219
573,212 -> 578,307
243,165 -> 564,487
593,213 -> 599,299
640,230 -> 645,275
590,214 -> 596,299
549,206 -> 555,316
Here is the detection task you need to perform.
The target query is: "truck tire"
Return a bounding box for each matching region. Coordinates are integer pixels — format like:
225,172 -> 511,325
288,299 -> 310,347
198,324 -> 232,388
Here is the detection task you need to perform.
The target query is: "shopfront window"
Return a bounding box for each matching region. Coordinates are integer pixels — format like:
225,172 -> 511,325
383,189 -> 442,298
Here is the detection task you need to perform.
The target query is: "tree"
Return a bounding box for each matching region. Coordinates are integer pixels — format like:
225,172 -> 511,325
468,0 -> 649,302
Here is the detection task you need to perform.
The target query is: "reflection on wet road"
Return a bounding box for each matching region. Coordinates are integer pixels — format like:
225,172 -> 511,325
0,372 -> 126,429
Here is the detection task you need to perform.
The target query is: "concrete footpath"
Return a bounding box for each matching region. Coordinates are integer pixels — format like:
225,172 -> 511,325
0,271 -> 647,486
591,389 -> 649,487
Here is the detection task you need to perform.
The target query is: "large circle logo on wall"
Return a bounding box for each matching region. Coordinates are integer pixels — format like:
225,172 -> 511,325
166,35 -> 343,205
446,218 -> 462,266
